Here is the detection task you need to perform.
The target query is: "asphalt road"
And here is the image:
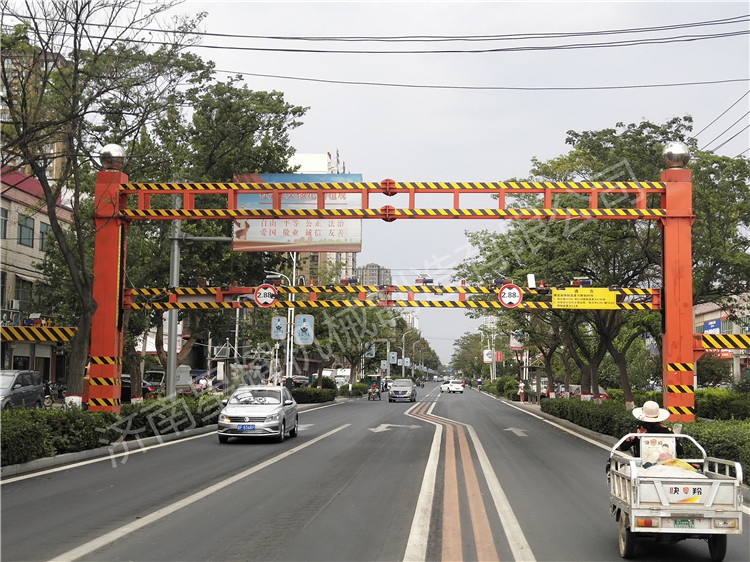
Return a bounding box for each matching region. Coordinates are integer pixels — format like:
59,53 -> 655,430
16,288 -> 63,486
1,383 -> 747,561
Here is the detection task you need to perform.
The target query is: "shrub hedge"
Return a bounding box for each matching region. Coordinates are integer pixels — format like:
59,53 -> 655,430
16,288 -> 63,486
541,397 -> 750,485
291,387 -> 337,403
1,387 -> 338,468
337,383 -> 368,397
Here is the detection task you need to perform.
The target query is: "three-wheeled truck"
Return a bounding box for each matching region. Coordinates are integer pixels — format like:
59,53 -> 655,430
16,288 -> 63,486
608,433 -> 743,561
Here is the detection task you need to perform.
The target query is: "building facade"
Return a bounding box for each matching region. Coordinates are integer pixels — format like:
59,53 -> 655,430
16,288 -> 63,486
1,166 -> 72,379
693,294 -> 750,383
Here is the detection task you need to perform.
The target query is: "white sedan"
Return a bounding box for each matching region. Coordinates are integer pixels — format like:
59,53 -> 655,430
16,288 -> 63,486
440,381 -> 451,392
447,380 -> 464,393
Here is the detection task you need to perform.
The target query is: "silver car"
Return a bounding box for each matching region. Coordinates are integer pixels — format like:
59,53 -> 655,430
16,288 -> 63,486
217,385 -> 298,443
389,378 -> 417,402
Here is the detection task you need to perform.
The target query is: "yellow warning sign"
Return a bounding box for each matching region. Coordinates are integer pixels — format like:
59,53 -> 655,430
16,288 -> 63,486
551,287 -> 618,309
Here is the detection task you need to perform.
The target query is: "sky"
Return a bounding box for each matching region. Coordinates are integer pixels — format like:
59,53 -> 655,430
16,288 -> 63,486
169,1 -> 749,363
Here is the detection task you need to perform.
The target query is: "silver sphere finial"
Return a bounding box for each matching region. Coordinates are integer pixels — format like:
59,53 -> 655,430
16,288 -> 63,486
99,144 -> 126,170
662,141 -> 691,169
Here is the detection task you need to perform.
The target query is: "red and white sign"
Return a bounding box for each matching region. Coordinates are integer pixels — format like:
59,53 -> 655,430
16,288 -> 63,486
254,284 -> 278,308
498,284 -> 523,308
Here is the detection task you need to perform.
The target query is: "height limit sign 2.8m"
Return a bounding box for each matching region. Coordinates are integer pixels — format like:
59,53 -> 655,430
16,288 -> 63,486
498,284 -> 523,308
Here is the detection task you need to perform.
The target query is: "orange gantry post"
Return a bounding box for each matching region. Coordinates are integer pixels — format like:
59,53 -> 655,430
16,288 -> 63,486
88,169 -> 129,413
660,167 -> 696,422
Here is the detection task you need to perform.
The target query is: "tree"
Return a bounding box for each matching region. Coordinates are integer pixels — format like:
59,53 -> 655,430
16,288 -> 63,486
4,1 -> 315,398
455,117 -> 750,398
450,332 -> 487,380
1,0 -> 210,396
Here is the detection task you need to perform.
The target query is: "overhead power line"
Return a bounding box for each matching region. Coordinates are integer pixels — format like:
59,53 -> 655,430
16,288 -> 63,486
700,111 -> 750,150
13,13 -> 749,43
56,29 -> 749,55
7,12 -> 749,54
218,71 -> 748,92
695,90 -> 750,136
710,124 -> 750,152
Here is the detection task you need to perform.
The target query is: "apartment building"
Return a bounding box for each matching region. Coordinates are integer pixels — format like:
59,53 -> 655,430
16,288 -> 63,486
1,166 -> 72,377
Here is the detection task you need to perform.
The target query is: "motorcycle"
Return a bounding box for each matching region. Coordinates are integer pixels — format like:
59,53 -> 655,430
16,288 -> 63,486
43,382 -> 54,408
49,382 -> 66,405
367,386 -> 381,401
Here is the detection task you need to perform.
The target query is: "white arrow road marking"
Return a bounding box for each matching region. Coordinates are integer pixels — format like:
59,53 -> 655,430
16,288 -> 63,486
504,427 -> 528,437
369,423 -> 422,433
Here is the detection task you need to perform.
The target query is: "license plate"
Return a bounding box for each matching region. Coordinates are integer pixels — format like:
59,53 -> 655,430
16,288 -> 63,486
238,424 -> 255,431
671,519 -> 695,529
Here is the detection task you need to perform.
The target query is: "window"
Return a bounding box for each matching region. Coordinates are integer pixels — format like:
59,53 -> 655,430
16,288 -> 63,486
0,207 -> 7,239
39,222 -> 52,251
15,277 -> 33,308
17,215 -> 34,247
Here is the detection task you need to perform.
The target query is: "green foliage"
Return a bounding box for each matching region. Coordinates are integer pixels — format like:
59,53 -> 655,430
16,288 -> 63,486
1,410 -> 55,466
452,117 -> 749,401
319,376 -> 337,390
696,354 -> 733,388
495,376 -> 520,400
605,388 -> 651,406
40,408 -> 120,454
1,396 -> 223,467
683,419 -> 750,483
338,383 -> 368,397
541,397 -> 750,485
291,387 -> 337,403
695,389 -> 750,420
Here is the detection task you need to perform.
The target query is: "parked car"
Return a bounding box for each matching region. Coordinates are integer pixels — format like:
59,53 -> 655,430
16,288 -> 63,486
120,374 -> 158,403
569,384 -> 609,400
291,375 -> 310,388
447,380 -> 464,393
440,380 -> 451,393
0,369 -> 44,410
389,378 -> 417,402
217,385 -> 298,443
143,371 -> 165,389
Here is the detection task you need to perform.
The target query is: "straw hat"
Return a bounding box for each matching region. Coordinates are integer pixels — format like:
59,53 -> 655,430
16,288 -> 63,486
632,400 -> 670,423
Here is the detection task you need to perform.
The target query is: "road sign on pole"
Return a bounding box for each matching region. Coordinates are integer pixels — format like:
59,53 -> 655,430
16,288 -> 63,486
255,284 -> 278,308
294,314 -> 314,345
498,284 -> 523,308
271,316 -> 286,340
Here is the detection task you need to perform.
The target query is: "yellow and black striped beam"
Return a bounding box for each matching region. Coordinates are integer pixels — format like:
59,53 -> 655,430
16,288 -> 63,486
121,180 -> 666,193
701,334 -> 750,349
128,300 -> 657,311
0,326 -> 76,342
126,285 -> 657,297
119,208 -> 665,221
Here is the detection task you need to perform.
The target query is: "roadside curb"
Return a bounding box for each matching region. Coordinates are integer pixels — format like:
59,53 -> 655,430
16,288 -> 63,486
2,398 -> 347,478
1,425 -> 218,479
495,393 -> 750,505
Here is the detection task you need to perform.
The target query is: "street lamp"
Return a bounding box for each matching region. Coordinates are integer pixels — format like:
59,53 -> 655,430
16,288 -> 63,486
411,341 -> 422,378
401,329 -> 416,378
265,256 -> 297,383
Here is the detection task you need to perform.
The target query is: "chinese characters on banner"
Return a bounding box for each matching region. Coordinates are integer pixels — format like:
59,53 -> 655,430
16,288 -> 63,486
233,191 -> 363,252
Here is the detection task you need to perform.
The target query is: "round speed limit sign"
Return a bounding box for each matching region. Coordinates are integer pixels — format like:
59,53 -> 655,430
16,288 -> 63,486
498,283 -> 523,308
254,284 -> 278,308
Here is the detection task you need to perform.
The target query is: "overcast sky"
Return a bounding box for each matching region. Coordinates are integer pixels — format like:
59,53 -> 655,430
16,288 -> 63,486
172,1 -> 749,363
